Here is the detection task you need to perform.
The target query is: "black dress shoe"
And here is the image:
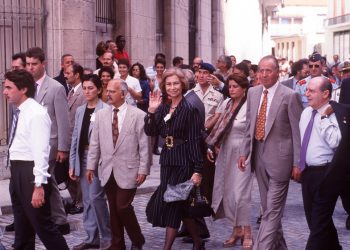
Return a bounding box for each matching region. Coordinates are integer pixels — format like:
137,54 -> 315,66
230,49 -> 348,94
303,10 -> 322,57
57,223 -> 70,235
182,233 -> 210,244
346,216 -> 350,230
256,215 -> 262,224
130,243 -> 143,250
68,205 -> 84,215
5,222 -> 15,232
73,242 -> 99,250
176,229 -> 189,238
192,240 -> 205,250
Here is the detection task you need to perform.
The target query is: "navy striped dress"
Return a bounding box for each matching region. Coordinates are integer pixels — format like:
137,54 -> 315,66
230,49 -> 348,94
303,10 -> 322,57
144,97 -> 203,229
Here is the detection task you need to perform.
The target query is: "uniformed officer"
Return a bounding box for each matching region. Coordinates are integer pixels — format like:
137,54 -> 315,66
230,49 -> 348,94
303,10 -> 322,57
332,60 -> 350,102
296,53 -> 337,108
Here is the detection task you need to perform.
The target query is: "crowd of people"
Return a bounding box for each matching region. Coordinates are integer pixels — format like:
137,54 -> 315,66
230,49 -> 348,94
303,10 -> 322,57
2,34 -> 350,250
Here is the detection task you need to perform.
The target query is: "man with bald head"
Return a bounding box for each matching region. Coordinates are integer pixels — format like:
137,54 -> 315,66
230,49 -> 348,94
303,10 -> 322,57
238,55 -> 303,249
87,79 -> 151,250
298,76 -> 342,249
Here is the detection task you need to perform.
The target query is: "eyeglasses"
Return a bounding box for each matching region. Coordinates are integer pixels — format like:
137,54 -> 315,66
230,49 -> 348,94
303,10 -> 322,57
309,64 -> 320,69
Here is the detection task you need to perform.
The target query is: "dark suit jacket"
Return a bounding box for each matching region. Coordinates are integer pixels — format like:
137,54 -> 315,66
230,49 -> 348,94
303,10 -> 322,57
321,101 -> 350,194
281,77 -> 294,90
54,70 -> 69,95
339,77 -> 350,104
185,90 -> 205,126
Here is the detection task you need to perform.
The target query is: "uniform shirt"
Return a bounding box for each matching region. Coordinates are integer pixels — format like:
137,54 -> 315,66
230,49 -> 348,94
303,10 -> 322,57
112,102 -> 127,131
9,98 -> 51,184
193,84 -> 223,122
299,104 -> 341,166
258,81 -> 279,122
124,75 -> 142,106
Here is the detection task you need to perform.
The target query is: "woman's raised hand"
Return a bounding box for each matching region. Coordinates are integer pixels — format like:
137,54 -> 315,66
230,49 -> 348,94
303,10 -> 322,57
148,89 -> 162,113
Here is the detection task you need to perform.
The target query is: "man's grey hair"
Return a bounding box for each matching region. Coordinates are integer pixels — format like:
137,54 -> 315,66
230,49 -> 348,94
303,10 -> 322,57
218,55 -> 232,69
119,79 -> 129,95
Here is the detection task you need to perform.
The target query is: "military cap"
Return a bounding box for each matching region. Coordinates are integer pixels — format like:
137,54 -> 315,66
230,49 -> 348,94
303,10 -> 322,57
309,53 -> 322,62
199,62 -> 215,74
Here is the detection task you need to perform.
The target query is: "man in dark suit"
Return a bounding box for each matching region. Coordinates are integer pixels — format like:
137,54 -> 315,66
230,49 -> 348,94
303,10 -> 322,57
296,76 -> 343,249
54,54 -> 74,95
281,59 -> 309,90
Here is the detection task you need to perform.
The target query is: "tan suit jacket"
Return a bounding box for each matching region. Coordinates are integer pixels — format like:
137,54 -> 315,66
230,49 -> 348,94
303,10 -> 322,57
240,83 -> 303,181
87,104 -> 152,189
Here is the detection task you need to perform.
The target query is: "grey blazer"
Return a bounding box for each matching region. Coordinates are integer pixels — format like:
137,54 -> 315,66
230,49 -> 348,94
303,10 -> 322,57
68,85 -> 86,142
70,99 -> 108,176
240,83 -> 303,182
35,75 -> 70,160
87,104 -> 152,189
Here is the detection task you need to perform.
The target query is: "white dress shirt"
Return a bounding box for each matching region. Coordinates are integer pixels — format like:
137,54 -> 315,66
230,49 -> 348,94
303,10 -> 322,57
35,73 -> 46,95
299,104 -> 342,166
258,81 -> 279,122
9,98 -> 51,184
112,102 -> 127,131
124,75 -> 142,106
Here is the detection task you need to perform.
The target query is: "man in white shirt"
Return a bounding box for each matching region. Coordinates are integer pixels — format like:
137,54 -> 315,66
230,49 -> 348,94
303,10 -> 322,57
3,70 -> 69,250
117,58 -> 142,106
297,76 -> 342,250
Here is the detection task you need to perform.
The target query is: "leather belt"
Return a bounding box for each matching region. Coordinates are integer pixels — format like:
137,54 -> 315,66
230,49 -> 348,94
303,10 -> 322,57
163,136 -> 187,148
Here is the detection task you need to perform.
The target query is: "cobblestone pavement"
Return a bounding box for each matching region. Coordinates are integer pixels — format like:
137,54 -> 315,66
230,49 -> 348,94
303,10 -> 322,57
0,179 -> 349,250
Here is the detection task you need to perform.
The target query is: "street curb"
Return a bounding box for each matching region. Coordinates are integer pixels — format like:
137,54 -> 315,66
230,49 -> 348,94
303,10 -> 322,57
0,185 -> 158,215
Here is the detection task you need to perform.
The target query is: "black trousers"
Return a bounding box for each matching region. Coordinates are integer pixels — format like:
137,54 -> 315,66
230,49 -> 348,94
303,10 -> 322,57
301,166 -> 341,250
340,177 -> 350,215
10,160 -> 68,250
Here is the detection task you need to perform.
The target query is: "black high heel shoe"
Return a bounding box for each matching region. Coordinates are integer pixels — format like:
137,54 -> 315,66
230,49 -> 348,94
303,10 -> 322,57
192,240 -> 205,250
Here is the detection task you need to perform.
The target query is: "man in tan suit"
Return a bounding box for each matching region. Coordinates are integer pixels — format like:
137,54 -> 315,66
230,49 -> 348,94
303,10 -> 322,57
87,79 -> 151,250
238,55 -> 303,250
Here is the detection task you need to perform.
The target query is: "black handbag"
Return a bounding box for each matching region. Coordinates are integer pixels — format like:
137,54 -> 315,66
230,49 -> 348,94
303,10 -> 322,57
54,161 -> 69,190
188,186 -> 213,218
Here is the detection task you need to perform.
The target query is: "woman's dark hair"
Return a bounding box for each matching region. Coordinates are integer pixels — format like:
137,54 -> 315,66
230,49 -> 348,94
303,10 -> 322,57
233,62 -> 250,77
96,41 -> 108,57
98,66 -> 115,79
129,62 -> 148,81
226,72 -> 250,89
154,58 -> 166,68
5,70 -> 36,98
250,64 -> 258,73
82,74 -> 103,98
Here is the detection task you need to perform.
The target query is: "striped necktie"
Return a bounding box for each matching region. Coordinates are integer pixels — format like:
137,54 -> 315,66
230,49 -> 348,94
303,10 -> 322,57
7,108 -> 20,167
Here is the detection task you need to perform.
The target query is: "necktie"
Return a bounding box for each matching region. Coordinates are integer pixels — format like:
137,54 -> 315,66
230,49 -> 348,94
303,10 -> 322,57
299,109 -> 318,171
7,108 -> 20,167
35,83 -> 39,98
112,109 -> 119,147
68,88 -> 74,102
255,90 -> 268,140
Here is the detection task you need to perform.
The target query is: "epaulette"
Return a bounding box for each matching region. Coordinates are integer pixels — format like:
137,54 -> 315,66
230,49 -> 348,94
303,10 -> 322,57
297,79 -> 306,85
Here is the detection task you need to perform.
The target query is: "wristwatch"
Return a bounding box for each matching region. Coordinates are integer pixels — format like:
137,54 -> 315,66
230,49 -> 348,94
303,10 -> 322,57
321,115 -> 329,120
34,183 -> 42,188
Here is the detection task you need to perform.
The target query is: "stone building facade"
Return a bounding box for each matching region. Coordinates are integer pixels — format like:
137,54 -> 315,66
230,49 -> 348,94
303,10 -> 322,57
0,0 -> 226,177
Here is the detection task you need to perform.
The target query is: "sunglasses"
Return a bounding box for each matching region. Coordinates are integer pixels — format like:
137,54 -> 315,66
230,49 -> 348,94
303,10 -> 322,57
309,64 -> 320,69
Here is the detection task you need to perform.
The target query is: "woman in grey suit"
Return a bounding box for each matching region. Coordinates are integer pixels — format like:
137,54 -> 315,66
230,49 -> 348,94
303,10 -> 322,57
206,73 -> 253,249
69,74 -> 111,250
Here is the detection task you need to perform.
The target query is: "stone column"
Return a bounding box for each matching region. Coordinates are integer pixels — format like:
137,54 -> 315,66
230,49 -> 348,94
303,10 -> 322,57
45,0 -> 96,76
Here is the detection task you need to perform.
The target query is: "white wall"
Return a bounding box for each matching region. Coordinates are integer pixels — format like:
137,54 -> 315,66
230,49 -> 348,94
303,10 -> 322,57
223,0 -> 263,64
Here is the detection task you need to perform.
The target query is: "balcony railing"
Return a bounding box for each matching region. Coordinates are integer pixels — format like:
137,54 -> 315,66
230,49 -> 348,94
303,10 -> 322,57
96,0 -> 116,24
325,14 -> 350,26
